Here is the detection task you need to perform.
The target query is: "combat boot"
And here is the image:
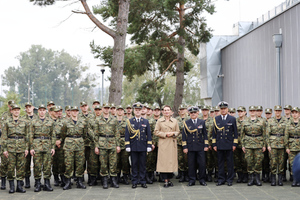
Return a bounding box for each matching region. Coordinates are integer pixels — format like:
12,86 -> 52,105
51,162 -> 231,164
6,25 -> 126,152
34,179 -> 42,192
146,172 -> 153,184
43,179 -> 53,191
242,173 -> 248,183
263,172 -> 270,183
270,174 -> 276,186
123,174 -> 129,185
207,171 -> 212,182
63,178 -> 71,190
87,174 -> 91,185
214,172 -> 218,182
25,176 -> 30,188
60,175 -> 66,187
176,170 -> 181,179
247,174 -> 254,186
89,176 -> 98,186
255,173 -> 262,186
179,171 -> 185,182
282,171 -> 287,182
111,176 -> 119,188
76,177 -> 86,189
8,180 -> 15,193
16,180 -> 26,193
290,173 -> 293,181
278,174 -> 283,186
54,175 -> 60,186
184,171 -> 190,182
236,172 -> 243,183
102,176 -> 108,189
1,177 -> 6,190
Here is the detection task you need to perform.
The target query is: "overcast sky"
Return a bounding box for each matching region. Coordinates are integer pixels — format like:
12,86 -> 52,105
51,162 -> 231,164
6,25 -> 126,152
0,0 -> 286,94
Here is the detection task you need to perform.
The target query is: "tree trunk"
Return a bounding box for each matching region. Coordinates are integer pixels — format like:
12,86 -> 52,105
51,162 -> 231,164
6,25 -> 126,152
173,3 -> 185,115
108,0 -> 130,105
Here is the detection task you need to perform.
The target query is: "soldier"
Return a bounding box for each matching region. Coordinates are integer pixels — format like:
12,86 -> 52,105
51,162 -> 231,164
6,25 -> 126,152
241,105 -> 266,186
110,103 -> 117,117
262,108 -> 272,183
49,106 -> 57,121
64,106 -> 71,119
23,102 -> 38,188
229,108 -> 236,117
125,102 -> 152,188
182,106 -> 208,186
284,107 -> 300,186
30,104 -> 56,192
46,101 -> 55,118
2,104 -> 29,193
146,104 -> 153,119
94,103 -> 120,189
209,108 -> 215,118
256,106 -> 264,119
116,105 -> 130,185
175,105 -> 189,182
212,101 -> 238,186
92,100 -> 101,116
141,105 -> 147,118
126,105 -> 133,119
235,106 -> 248,183
0,100 -> 15,190
283,104 -> 292,182
266,105 -> 288,186
214,106 -> 221,117
59,106 -> 89,190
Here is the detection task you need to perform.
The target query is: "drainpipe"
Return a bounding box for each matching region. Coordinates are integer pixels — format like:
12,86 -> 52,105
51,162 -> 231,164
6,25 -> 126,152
273,32 -> 283,106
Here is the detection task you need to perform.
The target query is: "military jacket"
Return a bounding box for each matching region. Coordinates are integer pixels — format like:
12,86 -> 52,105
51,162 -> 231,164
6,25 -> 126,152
182,118 -> 208,151
94,114 -> 119,149
148,117 -> 159,146
60,117 -> 91,151
266,117 -> 287,149
284,121 -> 300,151
199,116 -> 213,146
212,115 -> 238,150
125,117 -> 152,152
236,117 -> 245,148
29,117 -> 56,152
117,117 -> 127,149
79,112 -> 95,147
22,113 -> 39,122
1,111 -> 12,129
176,114 -> 189,146
1,117 -> 29,153
241,117 -> 266,149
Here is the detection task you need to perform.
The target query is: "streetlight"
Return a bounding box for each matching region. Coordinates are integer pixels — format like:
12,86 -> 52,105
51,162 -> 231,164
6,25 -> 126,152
97,64 -> 106,106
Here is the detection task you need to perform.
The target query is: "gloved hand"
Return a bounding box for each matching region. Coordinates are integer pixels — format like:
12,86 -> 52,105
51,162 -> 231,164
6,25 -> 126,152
126,147 -> 131,152
147,147 -> 152,152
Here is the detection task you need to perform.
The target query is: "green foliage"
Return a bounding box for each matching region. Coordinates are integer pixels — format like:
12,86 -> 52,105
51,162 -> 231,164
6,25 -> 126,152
0,91 -> 26,116
2,45 -> 97,107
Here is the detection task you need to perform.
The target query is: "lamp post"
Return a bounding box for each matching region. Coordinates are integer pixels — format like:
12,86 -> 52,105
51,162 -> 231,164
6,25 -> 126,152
97,64 -> 106,106
273,32 -> 283,106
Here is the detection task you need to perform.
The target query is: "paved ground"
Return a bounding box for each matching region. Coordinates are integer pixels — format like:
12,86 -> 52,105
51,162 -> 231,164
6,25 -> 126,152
1,174 -> 300,200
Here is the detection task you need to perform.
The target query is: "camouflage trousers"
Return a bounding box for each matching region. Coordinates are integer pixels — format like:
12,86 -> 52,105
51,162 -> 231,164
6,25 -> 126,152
88,147 -> 100,177
262,150 -> 270,173
288,151 -> 300,175
64,150 -> 85,178
85,146 -> 91,174
177,145 -> 188,171
146,148 -> 157,172
117,149 -> 130,174
244,148 -> 263,174
33,152 -> 52,179
206,148 -> 215,173
212,149 -> 218,172
0,150 -> 8,177
99,149 -> 117,177
52,146 -> 65,176
7,152 -> 26,181
234,148 -> 247,173
269,148 -> 285,174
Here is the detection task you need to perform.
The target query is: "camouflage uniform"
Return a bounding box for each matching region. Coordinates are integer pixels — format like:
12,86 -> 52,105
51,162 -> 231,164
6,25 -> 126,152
87,117 -> 100,179
235,117 -> 248,180
0,111 -> 12,180
146,117 -> 158,182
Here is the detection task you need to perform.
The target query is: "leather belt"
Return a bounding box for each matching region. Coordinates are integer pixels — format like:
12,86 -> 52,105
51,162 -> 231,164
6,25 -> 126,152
67,135 -> 82,138
120,135 -> 125,138
8,136 -> 24,139
271,133 -> 284,137
34,136 -> 50,139
246,134 -> 262,137
289,135 -> 300,139
56,136 -> 61,139
100,135 -> 115,138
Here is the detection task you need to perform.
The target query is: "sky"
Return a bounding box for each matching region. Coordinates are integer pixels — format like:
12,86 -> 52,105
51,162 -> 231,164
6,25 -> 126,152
0,0 -> 286,95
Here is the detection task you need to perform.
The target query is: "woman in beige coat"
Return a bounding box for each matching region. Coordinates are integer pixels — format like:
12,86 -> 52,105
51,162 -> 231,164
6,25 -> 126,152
154,105 -> 180,188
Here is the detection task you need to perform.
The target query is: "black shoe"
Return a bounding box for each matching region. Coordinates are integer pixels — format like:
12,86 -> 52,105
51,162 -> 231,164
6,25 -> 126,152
200,181 -> 207,186
63,178 -> 72,190
184,172 -> 190,182
141,183 -> 147,188
278,174 -> 283,186
271,174 -> 276,186
54,175 -> 60,186
292,180 -> 297,187
1,177 -> 6,190
102,176 -> 108,189
8,180 -> 15,194
207,172 -> 212,182
163,182 -> 169,188
216,182 -> 224,186
255,173 -> 262,186
187,182 -> 195,186
296,182 -> 300,187
168,181 -> 173,187
132,184 -> 137,188
227,182 -> 232,186
76,177 -> 86,189
248,174 -> 254,186
146,172 -> 153,184
34,179 -> 41,192
43,179 -> 53,191
236,172 -> 243,183
16,180 -> 26,193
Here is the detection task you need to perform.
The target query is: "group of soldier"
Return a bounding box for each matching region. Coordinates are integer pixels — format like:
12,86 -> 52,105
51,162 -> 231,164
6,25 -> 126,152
0,99 -> 299,194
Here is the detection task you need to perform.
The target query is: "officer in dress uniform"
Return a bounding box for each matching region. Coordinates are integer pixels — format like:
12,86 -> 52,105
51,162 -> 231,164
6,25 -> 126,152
182,106 -> 208,186
212,101 -> 238,186
125,102 -> 152,189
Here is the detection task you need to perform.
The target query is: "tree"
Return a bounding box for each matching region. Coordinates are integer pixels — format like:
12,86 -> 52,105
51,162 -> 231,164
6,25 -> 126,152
2,45 -> 96,106
0,91 -> 26,116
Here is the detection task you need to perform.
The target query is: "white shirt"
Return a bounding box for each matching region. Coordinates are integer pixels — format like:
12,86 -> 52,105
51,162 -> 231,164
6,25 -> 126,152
221,114 -> 228,121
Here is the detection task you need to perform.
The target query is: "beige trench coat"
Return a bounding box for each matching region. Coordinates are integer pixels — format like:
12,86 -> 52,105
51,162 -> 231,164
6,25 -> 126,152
154,117 -> 180,172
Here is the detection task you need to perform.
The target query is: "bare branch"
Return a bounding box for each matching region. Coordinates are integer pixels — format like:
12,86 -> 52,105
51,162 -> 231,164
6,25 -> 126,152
155,59 -> 178,83
53,13 -> 75,28
72,10 -> 87,14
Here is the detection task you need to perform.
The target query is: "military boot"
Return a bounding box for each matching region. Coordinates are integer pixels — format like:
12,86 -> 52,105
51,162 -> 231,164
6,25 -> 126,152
236,172 -> 243,183
261,171 -> 266,182
290,173 -> 293,182
179,171 -> 185,182
54,175 -> 60,186
76,177 -> 86,189
247,174 -> 254,186
255,173 -> 262,186
263,172 -> 270,183
102,176 -> 108,189
25,176 -> 30,188
87,174 -> 91,185
8,180 -> 15,194
123,174 -> 129,185
271,174 -> 276,186
88,176 -> 98,186
184,171 -> 190,182
214,172 -> 218,183
63,178 -> 71,190
146,172 -> 153,184
60,175 -> 66,187
176,170 -> 181,179
111,176 -> 119,188
1,177 -> 6,190
242,173 -> 248,183
43,179 -> 53,191
34,179 -> 42,192
282,171 -> 287,182
16,180 -> 26,193
207,171 -> 213,182
278,174 -> 283,186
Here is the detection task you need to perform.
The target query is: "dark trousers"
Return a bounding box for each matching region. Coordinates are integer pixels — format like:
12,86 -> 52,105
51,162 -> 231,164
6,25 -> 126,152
161,173 -> 173,181
188,151 -> 206,182
131,151 -> 147,184
217,150 -> 234,183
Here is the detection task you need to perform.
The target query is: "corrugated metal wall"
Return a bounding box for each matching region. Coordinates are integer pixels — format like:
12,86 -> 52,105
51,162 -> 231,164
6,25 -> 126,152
221,3 -> 300,110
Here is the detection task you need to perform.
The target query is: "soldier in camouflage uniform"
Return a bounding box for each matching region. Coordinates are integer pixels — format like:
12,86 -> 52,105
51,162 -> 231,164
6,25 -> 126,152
241,105 -> 266,186
0,100 -> 14,190
266,105 -> 288,186
262,108 -> 272,183
64,106 -> 71,119
175,104 -> 189,182
110,103 -> 117,117
45,101 -> 55,118
284,107 -> 300,187
235,106 -> 248,183
2,104 -> 29,193
126,105 -> 133,119
229,108 -> 236,117
29,104 -> 56,192
283,105 -> 292,182
59,106 -> 91,190
94,103 -> 120,189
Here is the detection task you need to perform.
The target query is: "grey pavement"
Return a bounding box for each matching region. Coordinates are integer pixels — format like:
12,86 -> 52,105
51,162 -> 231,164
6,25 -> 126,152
1,173 -> 300,200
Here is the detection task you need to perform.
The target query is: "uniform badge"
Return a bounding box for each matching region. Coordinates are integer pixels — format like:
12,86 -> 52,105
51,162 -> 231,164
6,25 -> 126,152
142,124 -> 146,127
131,124 -> 135,127
227,123 -> 232,125
198,125 -> 203,129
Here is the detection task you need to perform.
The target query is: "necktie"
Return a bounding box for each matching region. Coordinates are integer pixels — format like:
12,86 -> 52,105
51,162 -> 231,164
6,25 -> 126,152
137,119 -> 140,127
